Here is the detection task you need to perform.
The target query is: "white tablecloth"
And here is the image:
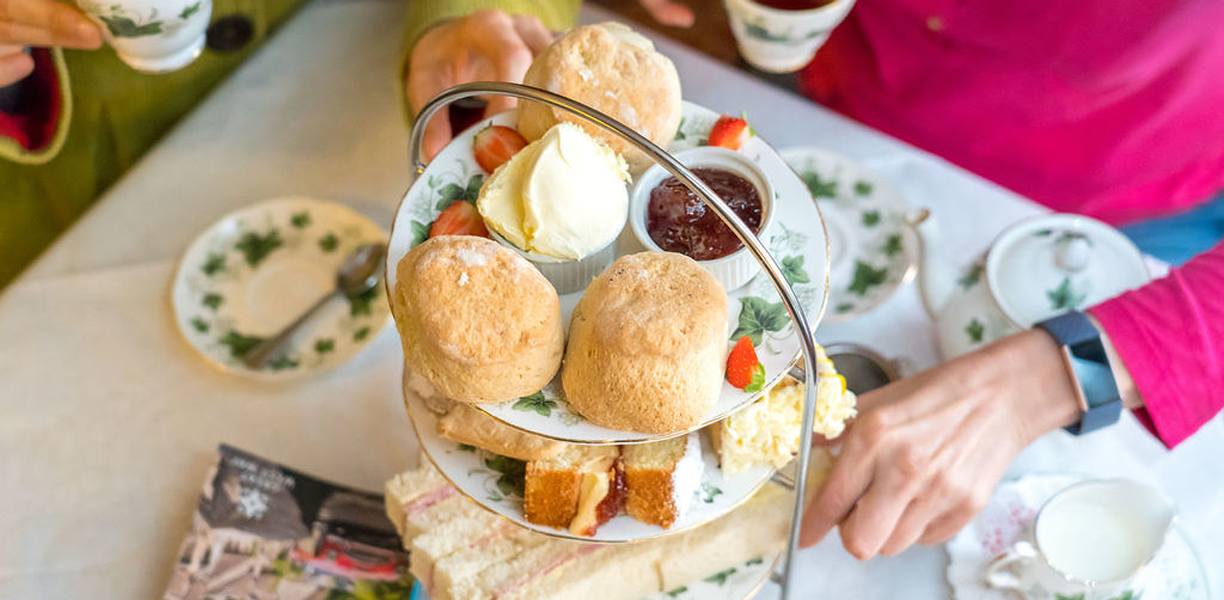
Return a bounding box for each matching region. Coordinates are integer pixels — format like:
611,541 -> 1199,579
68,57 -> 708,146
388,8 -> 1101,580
2,1 -> 1219,599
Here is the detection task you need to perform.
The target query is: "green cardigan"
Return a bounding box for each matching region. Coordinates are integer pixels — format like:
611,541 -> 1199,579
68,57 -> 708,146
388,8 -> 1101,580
0,0 -> 578,288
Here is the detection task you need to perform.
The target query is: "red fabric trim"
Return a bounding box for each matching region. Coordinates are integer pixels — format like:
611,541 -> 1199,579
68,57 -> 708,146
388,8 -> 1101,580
0,48 -> 63,152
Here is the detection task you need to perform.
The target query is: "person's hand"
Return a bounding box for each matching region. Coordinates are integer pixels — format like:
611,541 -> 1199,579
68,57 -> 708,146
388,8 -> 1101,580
801,330 -> 1082,558
407,9 -> 553,162
637,0 -> 695,28
0,0 -> 102,86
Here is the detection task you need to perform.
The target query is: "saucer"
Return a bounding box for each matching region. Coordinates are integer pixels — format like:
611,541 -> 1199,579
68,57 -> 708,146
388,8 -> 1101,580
171,197 -> 390,380
780,147 -> 916,322
946,473 -> 1209,600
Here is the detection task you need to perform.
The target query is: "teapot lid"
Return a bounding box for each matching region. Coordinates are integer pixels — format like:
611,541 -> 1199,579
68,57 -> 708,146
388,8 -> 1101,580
986,214 -> 1150,327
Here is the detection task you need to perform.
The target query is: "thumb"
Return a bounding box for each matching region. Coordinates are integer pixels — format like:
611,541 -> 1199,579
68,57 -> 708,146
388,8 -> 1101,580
637,0 -> 696,28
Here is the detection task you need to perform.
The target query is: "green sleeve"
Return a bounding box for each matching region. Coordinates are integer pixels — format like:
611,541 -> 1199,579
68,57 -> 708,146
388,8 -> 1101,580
398,0 -> 581,125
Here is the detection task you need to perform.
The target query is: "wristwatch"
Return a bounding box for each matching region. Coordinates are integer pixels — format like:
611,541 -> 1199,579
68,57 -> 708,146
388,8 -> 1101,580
1035,311 -> 1123,435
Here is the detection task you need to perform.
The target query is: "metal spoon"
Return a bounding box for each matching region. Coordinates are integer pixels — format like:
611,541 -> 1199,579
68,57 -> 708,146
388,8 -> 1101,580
242,242 -> 386,369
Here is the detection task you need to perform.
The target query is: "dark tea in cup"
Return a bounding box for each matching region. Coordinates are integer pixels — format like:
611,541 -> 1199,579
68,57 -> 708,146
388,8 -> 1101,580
752,0 -> 832,10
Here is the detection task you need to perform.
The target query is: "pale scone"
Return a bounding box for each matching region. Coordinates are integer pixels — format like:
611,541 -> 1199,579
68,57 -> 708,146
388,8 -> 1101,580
393,236 -> 564,403
562,252 -> 728,433
518,22 -> 683,172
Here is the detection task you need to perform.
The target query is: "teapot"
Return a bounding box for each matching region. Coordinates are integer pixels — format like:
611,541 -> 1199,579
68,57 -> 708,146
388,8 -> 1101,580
905,211 -> 1151,358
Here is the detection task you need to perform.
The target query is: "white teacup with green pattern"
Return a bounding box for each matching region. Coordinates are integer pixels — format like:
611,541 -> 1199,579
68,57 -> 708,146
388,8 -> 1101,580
78,0 -> 211,72
722,0 -> 856,73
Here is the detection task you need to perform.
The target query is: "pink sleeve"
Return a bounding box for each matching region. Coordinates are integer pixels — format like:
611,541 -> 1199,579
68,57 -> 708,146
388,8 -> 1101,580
1088,241 -> 1224,448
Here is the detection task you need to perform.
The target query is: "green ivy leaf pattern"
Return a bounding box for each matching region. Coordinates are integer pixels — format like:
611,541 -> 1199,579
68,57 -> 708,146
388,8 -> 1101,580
235,229 -> 283,267
410,220 -> 430,247
201,253 -> 226,276
269,355 -> 299,371
1055,594 -> 1085,600
862,210 -> 881,227
513,391 -> 557,417
745,557 -> 764,566
456,443 -> 476,452
1047,276 -> 1086,311
730,296 -> 789,346
1106,590 -> 1139,600
202,293 -> 223,310
781,255 -> 810,285
318,232 -> 339,252
290,211 -> 310,228
854,181 -> 873,196
848,261 -> 888,296
190,318 -> 209,333
957,263 -> 983,290
703,567 -> 736,585
178,1 -> 200,19
219,330 -> 265,359
664,587 -> 688,598
353,326 -> 371,341
484,454 -> 526,499
801,171 -> 837,198
700,482 -> 723,503
100,15 -> 162,38
347,284 -> 379,317
435,174 -> 484,211
743,21 -> 788,42
673,117 -> 687,141
965,319 -> 985,343
314,338 -> 334,354
883,233 -> 903,256
836,302 -> 854,313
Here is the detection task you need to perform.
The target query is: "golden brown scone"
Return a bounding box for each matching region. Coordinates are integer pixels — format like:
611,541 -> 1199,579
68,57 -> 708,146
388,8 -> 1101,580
436,403 -> 566,461
518,22 -> 682,172
562,252 -> 728,433
392,236 -> 564,403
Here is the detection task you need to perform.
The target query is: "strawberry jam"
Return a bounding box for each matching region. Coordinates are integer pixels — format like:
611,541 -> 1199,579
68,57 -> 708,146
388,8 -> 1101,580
646,168 -> 763,261
592,464 -> 626,534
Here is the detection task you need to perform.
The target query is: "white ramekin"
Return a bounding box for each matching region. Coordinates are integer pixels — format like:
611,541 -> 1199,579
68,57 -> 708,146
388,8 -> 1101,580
487,229 -> 618,295
629,146 -> 776,292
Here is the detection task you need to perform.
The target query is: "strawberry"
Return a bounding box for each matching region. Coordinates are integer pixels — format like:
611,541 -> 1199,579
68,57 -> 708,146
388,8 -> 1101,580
726,335 -> 766,392
472,125 -> 528,173
429,201 -> 489,238
707,114 -> 752,151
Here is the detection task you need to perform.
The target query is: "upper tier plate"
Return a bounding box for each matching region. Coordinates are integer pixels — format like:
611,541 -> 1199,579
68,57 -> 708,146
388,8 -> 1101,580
386,101 -> 829,444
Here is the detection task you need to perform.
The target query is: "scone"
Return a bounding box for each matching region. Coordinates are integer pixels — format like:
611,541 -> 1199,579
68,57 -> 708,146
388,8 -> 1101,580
436,403 -> 566,462
393,235 -> 564,403
562,252 -> 728,433
518,22 -> 683,172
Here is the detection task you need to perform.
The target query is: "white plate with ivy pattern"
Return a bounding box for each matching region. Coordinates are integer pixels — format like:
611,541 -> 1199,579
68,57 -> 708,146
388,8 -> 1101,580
172,197 -> 391,379
404,373 -> 775,544
387,102 -> 829,444
781,147 -> 917,322
947,474 -> 1210,600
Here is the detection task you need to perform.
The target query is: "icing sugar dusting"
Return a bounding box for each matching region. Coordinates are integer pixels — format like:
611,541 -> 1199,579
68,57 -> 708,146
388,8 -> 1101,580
578,68 -> 593,82
458,272 -> 469,286
454,247 -> 489,267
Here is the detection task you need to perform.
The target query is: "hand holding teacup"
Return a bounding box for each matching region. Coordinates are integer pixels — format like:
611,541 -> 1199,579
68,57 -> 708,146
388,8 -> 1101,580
0,0 -> 102,86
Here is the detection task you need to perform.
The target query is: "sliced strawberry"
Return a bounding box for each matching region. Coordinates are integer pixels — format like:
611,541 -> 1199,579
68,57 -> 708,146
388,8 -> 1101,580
473,125 -> 528,173
726,335 -> 766,392
707,114 -> 752,151
429,201 -> 489,238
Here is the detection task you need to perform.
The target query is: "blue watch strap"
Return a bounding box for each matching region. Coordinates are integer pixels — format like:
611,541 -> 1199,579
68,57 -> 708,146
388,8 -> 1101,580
1035,311 -> 1123,436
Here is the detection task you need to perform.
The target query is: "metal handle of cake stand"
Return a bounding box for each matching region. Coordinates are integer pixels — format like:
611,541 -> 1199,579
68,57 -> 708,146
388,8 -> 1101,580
409,82 -> 822,600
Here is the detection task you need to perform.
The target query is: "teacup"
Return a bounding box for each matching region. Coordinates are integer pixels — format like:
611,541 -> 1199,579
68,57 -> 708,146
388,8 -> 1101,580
721,0 -> 857,73
985,479 -> 1175,600
77,0 -> 212,72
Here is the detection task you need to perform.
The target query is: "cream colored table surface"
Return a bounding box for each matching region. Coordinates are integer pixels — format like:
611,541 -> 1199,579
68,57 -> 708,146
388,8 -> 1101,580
3,1 -> 1220,599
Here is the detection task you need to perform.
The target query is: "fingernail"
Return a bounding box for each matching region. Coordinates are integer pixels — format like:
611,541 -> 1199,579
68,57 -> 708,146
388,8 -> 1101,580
78,22 -> 102,47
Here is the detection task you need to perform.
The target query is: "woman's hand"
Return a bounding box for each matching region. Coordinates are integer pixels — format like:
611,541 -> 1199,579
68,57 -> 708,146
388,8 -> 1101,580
406,9 -> 553,162
0,0 -> 102,86
801,330 -> 1082,558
